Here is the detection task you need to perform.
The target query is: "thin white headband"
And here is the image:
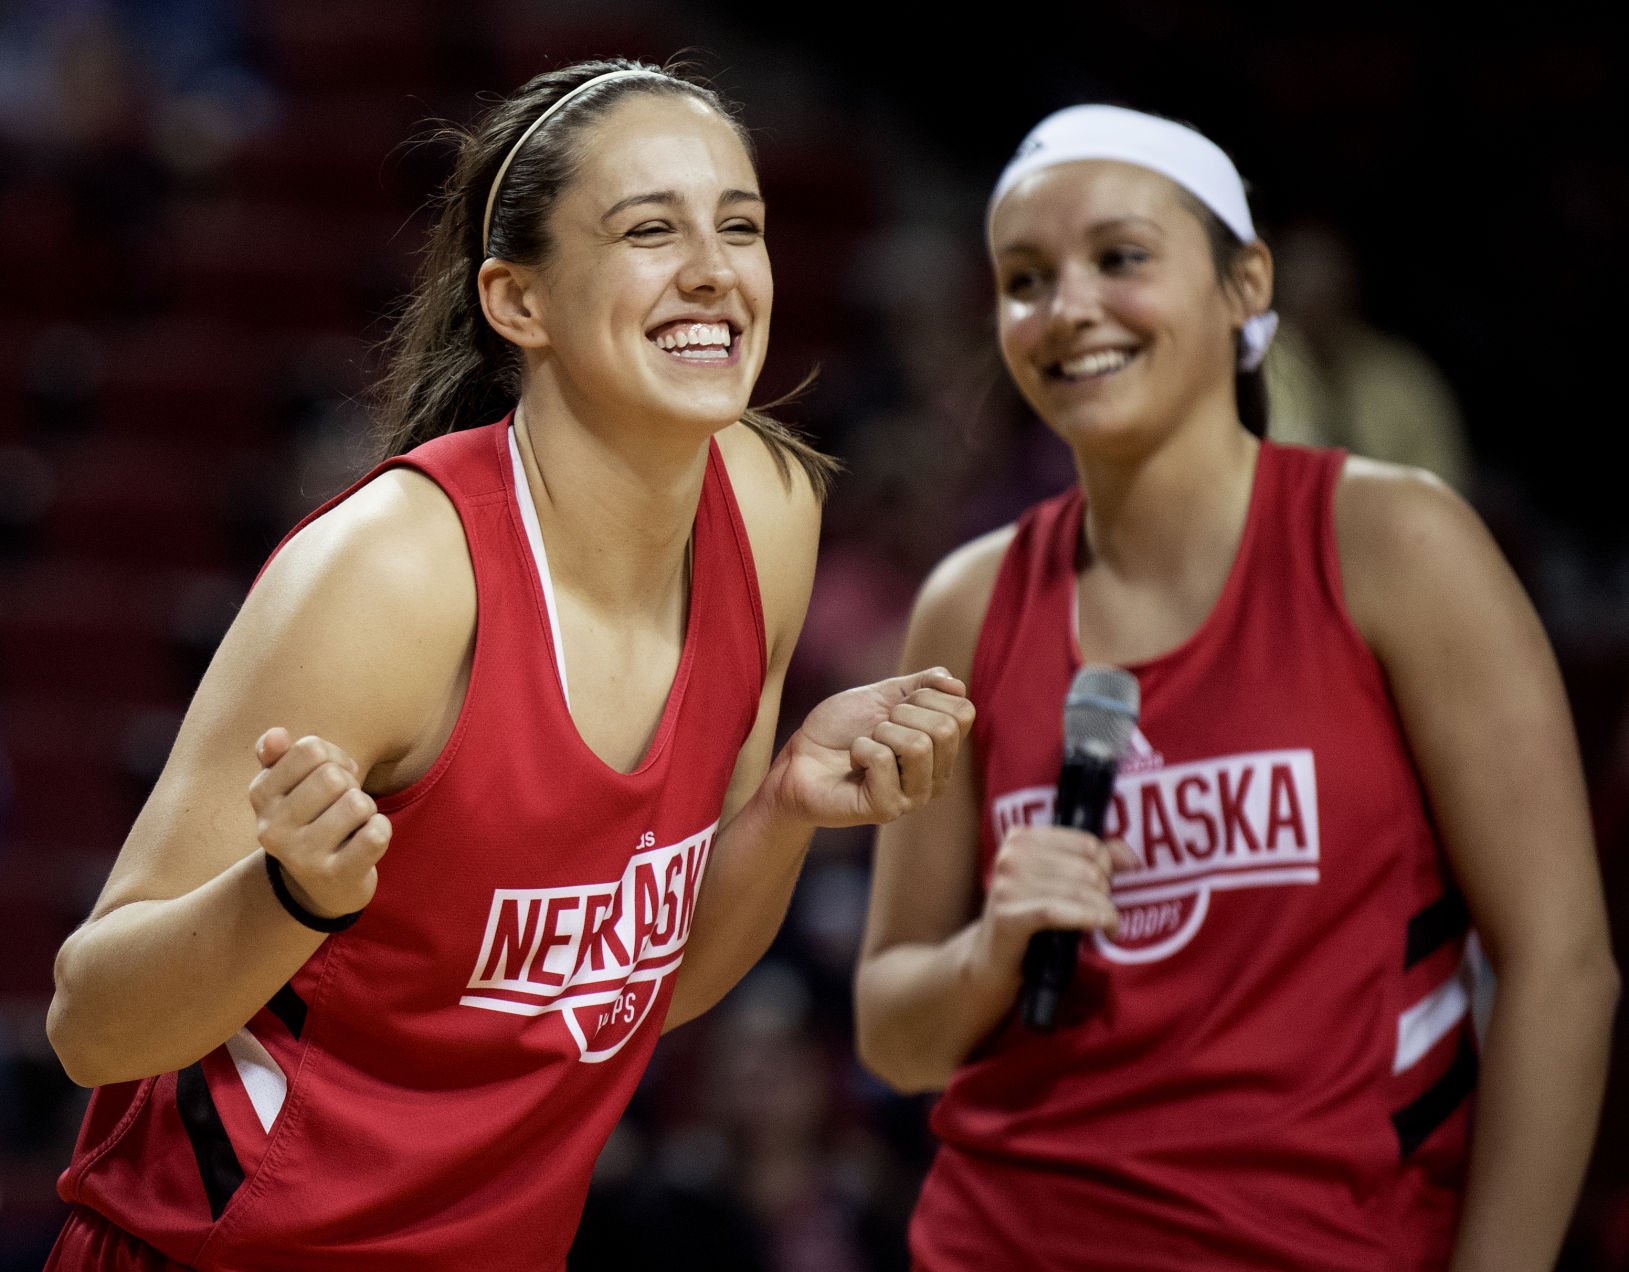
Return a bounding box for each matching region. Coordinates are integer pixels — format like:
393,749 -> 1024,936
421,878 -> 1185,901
482,68 -> 661,256
989,104 -> 1277,370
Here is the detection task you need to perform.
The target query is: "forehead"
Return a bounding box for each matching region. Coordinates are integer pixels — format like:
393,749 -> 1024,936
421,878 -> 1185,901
569,93 -> 757,202
990,159 -> 1195,249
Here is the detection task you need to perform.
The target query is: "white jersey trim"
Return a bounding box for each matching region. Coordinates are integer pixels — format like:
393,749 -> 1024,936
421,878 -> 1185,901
1394,967 -> 1470,1075
508,424 -> 570,710
225,1028 -> 287,1133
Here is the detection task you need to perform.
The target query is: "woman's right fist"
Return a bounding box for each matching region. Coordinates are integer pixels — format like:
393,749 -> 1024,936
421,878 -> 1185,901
249,728 -> 392,920
973,825 -> 1141,978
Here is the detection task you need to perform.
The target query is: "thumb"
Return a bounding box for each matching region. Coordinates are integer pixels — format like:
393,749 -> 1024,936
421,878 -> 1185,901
255,727 -> 293,769
892,666 -> 967,698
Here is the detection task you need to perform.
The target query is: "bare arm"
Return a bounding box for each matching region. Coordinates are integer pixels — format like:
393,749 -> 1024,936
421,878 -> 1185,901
854,530 -> 1135,1093
1338,459 -> 1620,1271
664,427 -> 975,1029
46,471 -> 475,1086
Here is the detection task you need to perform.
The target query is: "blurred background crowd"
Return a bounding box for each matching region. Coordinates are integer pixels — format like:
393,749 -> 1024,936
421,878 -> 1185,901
0,1 -> 1623,1268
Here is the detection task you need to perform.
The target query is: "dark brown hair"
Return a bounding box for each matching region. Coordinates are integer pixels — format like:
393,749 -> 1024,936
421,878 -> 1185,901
1174,189 -> 1272,440
371,58 -> 836,496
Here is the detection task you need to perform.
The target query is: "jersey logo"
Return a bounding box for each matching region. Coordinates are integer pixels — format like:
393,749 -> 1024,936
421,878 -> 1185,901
458,823 -> 715,1061
991,747 -> 1319,963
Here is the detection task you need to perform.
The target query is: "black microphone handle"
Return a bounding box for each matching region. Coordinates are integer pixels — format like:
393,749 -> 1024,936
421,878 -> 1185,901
1019,753 -> 1119,1032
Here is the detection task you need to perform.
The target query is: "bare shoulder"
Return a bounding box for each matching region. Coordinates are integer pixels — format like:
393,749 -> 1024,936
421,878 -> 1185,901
713,421 -> 821,532
713,423 -> 822,659
1334,454 -> 1478,551
193,465 -> 476,776
902,523 -> 1019,682
259,467 -> 473,623
1333,455 -> 1528,657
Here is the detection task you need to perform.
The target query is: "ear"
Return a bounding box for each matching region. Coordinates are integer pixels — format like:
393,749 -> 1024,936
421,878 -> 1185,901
477,258 -> 551,351
1227,239 -> 1274,327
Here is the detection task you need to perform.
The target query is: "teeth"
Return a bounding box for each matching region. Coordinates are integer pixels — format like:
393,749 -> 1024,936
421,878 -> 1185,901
1059,348 -> 1133,378
653,322 -> 732,352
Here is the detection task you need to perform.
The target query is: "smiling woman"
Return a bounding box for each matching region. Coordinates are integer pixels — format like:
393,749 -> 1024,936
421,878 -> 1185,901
41,58 -> 975,1272
855,103 -> 1618,1270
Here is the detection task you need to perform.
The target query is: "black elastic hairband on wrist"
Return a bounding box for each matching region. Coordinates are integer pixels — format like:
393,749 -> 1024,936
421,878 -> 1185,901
264,853 -> 364,933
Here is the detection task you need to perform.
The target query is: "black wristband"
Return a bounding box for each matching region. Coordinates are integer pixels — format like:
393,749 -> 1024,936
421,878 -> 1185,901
264,853 -> 364,933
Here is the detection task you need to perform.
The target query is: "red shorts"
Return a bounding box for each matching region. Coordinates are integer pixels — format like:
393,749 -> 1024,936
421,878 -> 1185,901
45,1207 -> 191,1271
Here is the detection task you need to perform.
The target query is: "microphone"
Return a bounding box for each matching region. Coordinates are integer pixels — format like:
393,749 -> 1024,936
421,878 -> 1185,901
1019,664 -> 1140,1032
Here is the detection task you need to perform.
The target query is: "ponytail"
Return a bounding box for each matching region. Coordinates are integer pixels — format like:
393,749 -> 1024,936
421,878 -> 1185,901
1236,362 -> 1269,439
740,369 -> 841,501
1182,190 -> 1272,439
370,125 -> 520,460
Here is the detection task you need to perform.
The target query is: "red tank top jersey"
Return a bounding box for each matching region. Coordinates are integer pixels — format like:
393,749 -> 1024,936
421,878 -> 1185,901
911,441 -> 1474,1271
56,418 -> 767,1270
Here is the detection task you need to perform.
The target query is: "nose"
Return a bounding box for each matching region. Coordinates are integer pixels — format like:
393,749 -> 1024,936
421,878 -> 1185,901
677,230 -> 739,296
1045,260 -> 1104,335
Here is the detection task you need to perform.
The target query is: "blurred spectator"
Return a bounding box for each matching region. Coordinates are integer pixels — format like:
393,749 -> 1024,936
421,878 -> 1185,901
793,217 -> 1077,705
0,0 -> 273,174
1265,216 -> 1473,492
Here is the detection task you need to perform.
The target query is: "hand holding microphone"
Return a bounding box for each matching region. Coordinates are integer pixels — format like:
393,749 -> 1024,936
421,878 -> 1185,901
1016,665 -> 1140,1031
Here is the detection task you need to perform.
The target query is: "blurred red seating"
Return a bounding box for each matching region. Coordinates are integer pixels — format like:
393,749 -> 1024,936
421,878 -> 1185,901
40,439 -> 237,570
244,0 -> 438,94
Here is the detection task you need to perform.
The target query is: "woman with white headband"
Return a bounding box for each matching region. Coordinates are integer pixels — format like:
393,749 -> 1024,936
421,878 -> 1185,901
856,103 -> 1615,1269
43,58 -> 973,1270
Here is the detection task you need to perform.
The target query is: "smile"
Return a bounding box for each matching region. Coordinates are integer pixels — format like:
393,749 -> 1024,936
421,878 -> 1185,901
1048,347 -> 1139,381
649,321 -> 736,362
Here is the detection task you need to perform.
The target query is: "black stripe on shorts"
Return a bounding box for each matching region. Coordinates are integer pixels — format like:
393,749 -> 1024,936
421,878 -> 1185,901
267,982 -> 307,1039
174,1063 -> 245,1220
1404,890 -> 1470,969
1391,1032 -> 1478,1157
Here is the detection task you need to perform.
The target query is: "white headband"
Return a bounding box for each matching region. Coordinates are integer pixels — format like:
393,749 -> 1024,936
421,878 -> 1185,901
482,68 -> 662,256
989,104 -> 1278,371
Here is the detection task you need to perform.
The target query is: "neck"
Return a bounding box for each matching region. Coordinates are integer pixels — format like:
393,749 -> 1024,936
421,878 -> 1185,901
1072,399 -> 1259,583
514,391 -> 709,616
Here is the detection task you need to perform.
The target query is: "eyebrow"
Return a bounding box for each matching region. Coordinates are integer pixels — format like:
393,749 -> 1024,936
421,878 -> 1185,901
995,214 -> 1164,258
601,188 -> 765,222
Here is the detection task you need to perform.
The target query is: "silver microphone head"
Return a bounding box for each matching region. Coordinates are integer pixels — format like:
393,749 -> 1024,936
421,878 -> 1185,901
1063,664 -> 1140,763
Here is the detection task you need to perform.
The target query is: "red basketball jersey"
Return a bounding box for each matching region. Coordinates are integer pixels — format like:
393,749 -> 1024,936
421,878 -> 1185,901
57,419 -> 767,1270
911,441 -> 1473,1271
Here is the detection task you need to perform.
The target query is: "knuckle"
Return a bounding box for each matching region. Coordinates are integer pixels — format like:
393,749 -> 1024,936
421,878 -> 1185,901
291,735 -> 326,766
317,762 -> 352,799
